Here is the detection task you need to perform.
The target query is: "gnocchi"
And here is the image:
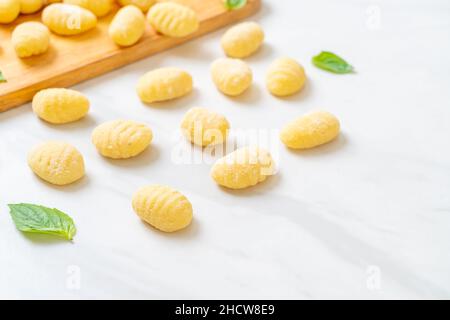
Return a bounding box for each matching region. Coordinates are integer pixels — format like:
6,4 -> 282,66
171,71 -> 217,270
132,185 -> 193,233
137,67 -> 193,103
63,0 -> 112,17
0,0 -> 20,24
42,3 -> 97,36
266,57 -> 306,97
221,21 -> 264,58
91,120 -> 153,159
32,88 -> 90,124
210,146 -> 276,189
109,5 -> 145,47
210,58 -> 252,96
280,111 -> 340,149
28,141 -> 85,185
117,0 -> 155,12
180,107 -> 230,147
147,2 -> 199,38
12,22 -> 50,58
20,0 -> 43,14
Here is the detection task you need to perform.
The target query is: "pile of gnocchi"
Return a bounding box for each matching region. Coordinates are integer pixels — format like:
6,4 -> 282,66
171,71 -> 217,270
3,1 -> 341,234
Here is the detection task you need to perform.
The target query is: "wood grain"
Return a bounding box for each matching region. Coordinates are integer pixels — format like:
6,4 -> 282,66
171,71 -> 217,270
0,0 -> 261,112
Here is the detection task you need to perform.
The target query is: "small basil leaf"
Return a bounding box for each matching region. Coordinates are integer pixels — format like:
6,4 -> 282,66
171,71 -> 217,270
8,203 -> 76,240
312,51 -> 354,74
224,0 -> 247,10
0,71 -> 6,83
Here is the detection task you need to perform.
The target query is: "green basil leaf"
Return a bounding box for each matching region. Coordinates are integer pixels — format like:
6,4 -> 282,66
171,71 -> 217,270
312,51 -> 354,74
0,71 -> 6,83
224,0 -> 247,10
8,203 -> 76,240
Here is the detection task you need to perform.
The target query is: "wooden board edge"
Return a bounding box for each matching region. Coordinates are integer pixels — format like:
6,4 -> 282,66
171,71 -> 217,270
0,0 -> 262,112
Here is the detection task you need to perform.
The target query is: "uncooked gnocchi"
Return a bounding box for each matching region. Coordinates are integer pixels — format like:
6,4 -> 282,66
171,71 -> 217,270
32,88 -> 90,124
147,2 -> 199,38
132,185 -> 193,233
109,5 -> 145,47
0,0 -> 20,24
180,107 -> 230,147
91,120 -> 153,159
280,111 -> 340,149
117,0 -> 155,12
210,58 -> 252,96
63,0 -> 112,17
266,57 -> 306,97
210,146 -> 276,189
12,22 -> 50,58
137,67 -> 193,103
221,21 -> 264,58
20,0 -> 43,14
42,3 -> 97,35
28,141 -> 85,185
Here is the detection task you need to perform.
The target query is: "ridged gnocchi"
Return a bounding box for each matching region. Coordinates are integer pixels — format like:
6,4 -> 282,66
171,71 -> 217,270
132,185 -> 193,233
109,5 -> 145,47
118,0 -> 155,12
137,67 -> 193,103
280,111 -> 340,149
32,88 -> 90,124
63,0 -> 112,17
210,58 -> 252,96
91,120 -> 153,159
42,3 -> 97,36
0,0 -> 20,24
221,22 -> 264,58
28,141 -> 85,185
147,2 -> 199,38
266,57 -> 306,97
180,107 -> 230,147
20,0 -> 43,14
12,22 -> 50,58
210,146 -> 276,189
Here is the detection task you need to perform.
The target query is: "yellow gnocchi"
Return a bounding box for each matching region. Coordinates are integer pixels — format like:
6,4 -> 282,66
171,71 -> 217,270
20,0 -> 43,14
28,141 -> 85,186
109,5 -> 145,47
117,0 -> 155,12
0,0 -> 20,24
147,2 -> 199,38
280,111 -> 340,149
210,146 -> 276,190
266,57 -> 306,97
91,120 -> 153,159
137,67 -> 193,103
12,22 -> 50,58
63,0 -> 112,17
180,107 -> 230,147
210,58 -> 252,96
32,88 -> 90,124
42,3 -> 97,36
221,21 -> 264,58
132,185 -> 193,233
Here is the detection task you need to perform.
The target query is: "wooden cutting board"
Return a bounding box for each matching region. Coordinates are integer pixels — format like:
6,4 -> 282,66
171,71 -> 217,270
0,0 -> 261,112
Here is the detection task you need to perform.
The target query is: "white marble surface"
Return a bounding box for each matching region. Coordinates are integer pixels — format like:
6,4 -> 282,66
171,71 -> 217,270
1,0 -> 450,299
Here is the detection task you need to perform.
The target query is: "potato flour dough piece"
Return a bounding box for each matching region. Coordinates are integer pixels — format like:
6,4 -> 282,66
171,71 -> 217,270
221,21 -> 264,58
0,0 -> 20,24
180,107 -> 230,147
132,185 -> 193,232
280,111 -> 340,149
32,88 -> 89,124
137,67 -> 193,103
147,2 -> 199,38
20,0 -> 43,14
91,120 -> 153,159
210,146 -> 276,189
266,57 -> 306,97
12,22 -> 50,58
117,0 -> 155,12
63,0 -> 112,17
28,141 -> 85,185
42,3 -> 97,36
109,5 -> 145,46
210,58 -> 253,96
